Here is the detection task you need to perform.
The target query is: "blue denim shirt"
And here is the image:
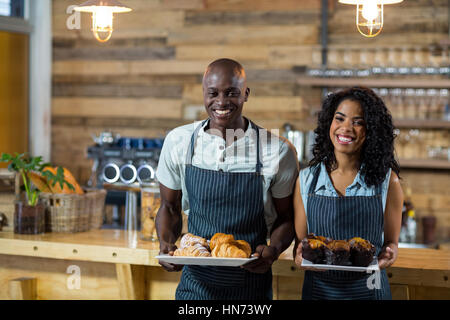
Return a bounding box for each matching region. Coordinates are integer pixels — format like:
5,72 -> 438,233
300,162 -> 392,216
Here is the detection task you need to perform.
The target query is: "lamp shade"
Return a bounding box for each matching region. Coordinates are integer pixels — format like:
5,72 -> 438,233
74,0 -> 132,13
338,0 -> 403,4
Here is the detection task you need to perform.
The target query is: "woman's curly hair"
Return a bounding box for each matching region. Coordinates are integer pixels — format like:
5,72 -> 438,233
309,86 -> 400,187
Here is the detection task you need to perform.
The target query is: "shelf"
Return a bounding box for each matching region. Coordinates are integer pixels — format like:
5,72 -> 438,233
394,120 -> 450,129
296,77 -> 450,89
399,159 -> 450,170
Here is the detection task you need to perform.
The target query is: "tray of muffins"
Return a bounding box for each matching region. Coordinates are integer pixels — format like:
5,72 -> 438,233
156,233 -> 258,267
301,234 -> 379,272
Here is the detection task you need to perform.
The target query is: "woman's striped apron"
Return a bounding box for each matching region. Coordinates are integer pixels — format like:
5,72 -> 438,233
175,119 -> 272,300
302,165 -> 392,300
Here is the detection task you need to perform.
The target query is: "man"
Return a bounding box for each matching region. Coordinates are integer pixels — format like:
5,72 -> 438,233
155,58 -> 299,300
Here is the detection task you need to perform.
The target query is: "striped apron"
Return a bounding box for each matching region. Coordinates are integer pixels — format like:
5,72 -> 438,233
302,165 -> 392,300
175,119 -> 272,300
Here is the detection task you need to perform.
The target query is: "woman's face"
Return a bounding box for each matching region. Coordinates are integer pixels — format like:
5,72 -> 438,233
329,99 -> 366,156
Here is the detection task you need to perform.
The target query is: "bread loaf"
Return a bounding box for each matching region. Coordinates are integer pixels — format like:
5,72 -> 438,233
173,243 -> 211,257
211,241 -> 249,258
180,233 -> 209,249
209,233 -> 234,250
42,166 -> 84,195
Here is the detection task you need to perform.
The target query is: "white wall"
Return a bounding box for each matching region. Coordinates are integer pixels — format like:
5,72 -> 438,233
29,0 -> 52,161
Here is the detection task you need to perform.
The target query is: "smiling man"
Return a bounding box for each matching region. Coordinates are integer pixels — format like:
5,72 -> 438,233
155,58 -> 299,300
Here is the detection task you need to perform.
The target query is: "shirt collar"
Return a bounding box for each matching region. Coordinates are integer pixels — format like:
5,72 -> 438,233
197,118 -> 254,141
314,162 -> 369,193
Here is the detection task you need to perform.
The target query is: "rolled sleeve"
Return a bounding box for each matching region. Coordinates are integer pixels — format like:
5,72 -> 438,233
270,140 -> 299,199
156,130 -> 183,190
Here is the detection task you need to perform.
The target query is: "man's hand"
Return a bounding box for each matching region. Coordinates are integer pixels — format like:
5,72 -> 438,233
242,245 -> 278,274
158,242 -> 183,272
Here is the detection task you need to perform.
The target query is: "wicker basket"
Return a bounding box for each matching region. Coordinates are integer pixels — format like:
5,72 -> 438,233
86,189 -> 107,230
40,189 -> 106,233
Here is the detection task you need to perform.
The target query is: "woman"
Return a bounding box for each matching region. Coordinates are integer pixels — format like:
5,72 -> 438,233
293,86 -> 403,300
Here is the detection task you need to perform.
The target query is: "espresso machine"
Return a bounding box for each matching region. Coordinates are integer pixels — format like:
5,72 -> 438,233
87,132 -> 163,230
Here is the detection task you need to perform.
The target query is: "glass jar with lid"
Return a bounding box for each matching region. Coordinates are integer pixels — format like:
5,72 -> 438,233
140,181 -> 160,241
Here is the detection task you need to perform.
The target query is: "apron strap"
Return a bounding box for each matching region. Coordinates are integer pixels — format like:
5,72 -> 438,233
185,120 -> 208,166
308,164 -> 321,194
185,118 -> 263,174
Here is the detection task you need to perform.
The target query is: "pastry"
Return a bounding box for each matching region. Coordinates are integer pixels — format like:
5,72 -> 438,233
211,241 -> 248,258
209,233 -> 234,250
235,240 -> 252,257
180,233 -> 209,249
306,233 -> 332,244
325,240 -> 351,266
301,237 -> 327,264
173,243 -> 211,257
349,237 -> 376,267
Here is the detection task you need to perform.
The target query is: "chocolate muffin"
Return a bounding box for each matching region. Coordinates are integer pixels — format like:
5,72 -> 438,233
301,237 -> 327,264
349,237 -> 376,267
306,233 -> 332,244
325,240 -> 351,266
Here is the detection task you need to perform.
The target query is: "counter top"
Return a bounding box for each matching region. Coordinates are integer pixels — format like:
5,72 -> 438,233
1,229 -> 448,271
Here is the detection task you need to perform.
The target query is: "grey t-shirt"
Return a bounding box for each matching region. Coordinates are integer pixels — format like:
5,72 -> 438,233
156,120 -> 299,233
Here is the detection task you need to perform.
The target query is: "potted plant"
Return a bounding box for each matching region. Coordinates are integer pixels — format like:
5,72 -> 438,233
0,152 -> 74,234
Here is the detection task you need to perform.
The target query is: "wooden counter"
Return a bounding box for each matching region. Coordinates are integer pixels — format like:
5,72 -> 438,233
0,230 -> 449,300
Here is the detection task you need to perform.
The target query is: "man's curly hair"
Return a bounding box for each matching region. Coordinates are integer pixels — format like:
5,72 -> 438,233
309,86 -> 400,187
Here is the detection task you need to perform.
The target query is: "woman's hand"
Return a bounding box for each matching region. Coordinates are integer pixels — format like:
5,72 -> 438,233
378,243 -> 398,269
294,243 -> 324,271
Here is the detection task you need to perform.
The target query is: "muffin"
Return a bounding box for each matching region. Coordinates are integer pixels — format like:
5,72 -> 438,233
349,237 -> 376,267
301,237 -> 327,264
306,233 -> 332,244
325,240 -> 351,266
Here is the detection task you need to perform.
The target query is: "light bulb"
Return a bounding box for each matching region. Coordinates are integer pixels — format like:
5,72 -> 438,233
338,0 -> 404,38
361,1 -> 379,22
73,0 -> 132,43
92,7 -> 114,42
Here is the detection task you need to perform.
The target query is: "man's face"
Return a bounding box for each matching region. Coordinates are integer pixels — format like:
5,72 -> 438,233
203,67 -> 249,129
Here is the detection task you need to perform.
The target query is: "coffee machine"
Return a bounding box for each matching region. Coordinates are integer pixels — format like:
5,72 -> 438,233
87,132 -> 163,229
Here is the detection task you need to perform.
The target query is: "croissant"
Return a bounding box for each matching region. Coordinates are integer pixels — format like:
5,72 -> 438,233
234,240 -> 252,257
209,233 -> 234,250
173,243 -> 211,257
180,233 -> 209,249
211,241 -> 249,258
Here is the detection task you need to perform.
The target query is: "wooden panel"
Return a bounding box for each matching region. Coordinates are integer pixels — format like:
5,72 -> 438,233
8,277 -> 37,300
52,97 -> 183,119
184,10 -> 320,26
0,254 -> 120,300
53,60 -> 209,76
146,266 -> 180,300
390,284 -> 410,300
176,45 -> 269,61
53,46 -> 175,61
408,285 -> 450,300
53,83 -> 183,99
115,264 -> 147,300
268,46 -> 313,68
203,0 -> 330,11
167,25 -> 319,46
0,31 -> 29,165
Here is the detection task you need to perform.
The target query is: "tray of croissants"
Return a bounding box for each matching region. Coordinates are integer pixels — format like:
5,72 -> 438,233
156,232 -> 258,267
300,234 -> 379,272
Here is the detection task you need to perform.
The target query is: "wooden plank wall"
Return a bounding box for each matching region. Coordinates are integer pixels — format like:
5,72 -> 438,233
51,0 -> 449,242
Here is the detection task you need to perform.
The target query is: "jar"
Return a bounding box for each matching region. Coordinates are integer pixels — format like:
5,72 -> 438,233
14,201 -> 45,234
140,183 -> 160,241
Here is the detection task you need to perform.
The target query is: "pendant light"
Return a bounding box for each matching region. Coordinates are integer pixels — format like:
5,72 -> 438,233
338,0 -> 403,38
74,0 -> 132,43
